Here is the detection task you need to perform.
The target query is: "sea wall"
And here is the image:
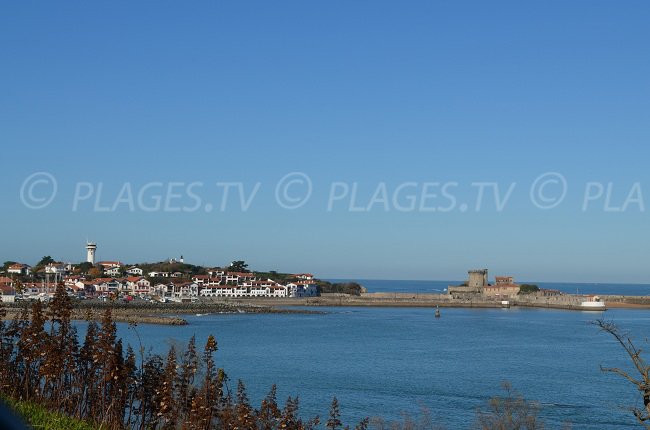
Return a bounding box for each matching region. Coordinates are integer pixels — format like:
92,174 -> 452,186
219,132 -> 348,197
223,292 -> 612,311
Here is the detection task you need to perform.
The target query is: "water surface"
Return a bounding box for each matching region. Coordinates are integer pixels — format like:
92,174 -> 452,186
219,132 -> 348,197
90,306 -> 650,429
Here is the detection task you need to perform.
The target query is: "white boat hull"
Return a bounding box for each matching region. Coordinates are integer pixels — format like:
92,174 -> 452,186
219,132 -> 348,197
580,301 -> 606,310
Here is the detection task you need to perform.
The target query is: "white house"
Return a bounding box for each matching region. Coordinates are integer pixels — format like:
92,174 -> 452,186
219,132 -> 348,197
125,276 -> 151,293
200,285 -> 242,298
148,271 -> 171,278
93,278 -> 124,294
74,281 -> 95,294
126,267 -> 143,276
98,261 -> 122,269
163,282 -> 198,299
275,285 -> 290,297
150,283 -> 168,297
45,263 -> 67,274
104,266 -> 122,277
7,263 -> 31,275
65,276 -> 85,288
224,272 -> 254,284
224,273 -> 241,284
192,275 -> 210,284
207,268 -> 225,277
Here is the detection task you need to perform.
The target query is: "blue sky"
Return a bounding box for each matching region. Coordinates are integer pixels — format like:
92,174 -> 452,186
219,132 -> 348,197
1,1 -> 649,283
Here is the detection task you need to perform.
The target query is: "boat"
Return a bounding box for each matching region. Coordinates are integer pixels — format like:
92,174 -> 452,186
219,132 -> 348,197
580,295 -> 606,310
434,306 -> 441,318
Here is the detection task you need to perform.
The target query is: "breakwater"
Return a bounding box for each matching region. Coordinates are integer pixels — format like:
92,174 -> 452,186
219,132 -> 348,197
219,292 -> 616,311
5,293 -> 645,326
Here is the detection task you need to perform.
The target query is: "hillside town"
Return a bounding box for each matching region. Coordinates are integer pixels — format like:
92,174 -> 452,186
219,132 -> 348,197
0,242 -> 319,302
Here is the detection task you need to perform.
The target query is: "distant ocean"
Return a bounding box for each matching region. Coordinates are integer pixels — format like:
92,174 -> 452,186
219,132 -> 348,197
326,279 -> 650,296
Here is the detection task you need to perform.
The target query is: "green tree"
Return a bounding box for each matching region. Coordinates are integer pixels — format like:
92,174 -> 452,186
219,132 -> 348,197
75,262 -> 94,274
38,256 -> 55,266
2,261 -> 17,272
229,260 -> 249,273
518,284 -> 540,295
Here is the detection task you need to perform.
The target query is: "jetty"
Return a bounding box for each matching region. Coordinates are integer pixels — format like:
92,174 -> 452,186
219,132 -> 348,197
221,292 -> 610,311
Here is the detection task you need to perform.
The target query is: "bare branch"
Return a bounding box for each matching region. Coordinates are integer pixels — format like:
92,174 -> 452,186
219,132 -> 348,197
594,319 -> 650,428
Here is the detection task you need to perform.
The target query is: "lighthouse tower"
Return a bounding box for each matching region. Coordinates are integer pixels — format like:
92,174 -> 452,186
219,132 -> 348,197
86,242 -> 97,264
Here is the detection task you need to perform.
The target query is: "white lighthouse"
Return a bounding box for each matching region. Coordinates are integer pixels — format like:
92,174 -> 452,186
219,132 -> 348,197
86,242 -> 97,264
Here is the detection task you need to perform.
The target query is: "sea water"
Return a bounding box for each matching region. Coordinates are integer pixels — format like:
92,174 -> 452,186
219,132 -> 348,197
92,304 -> 650,429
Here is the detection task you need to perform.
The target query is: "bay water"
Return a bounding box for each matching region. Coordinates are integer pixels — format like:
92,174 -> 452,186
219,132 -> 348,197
92,291 -> 650,429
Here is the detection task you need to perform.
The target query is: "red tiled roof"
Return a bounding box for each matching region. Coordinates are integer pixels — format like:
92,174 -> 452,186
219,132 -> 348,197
93,277 -> 118,284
